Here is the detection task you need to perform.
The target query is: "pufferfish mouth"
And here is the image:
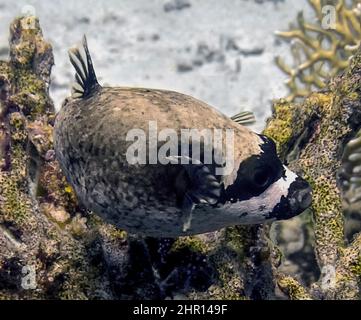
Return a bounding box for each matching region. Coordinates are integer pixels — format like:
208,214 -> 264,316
270,177 -> 312,221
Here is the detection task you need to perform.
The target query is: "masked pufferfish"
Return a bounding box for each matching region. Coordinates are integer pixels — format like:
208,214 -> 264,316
54,37 -> 312,238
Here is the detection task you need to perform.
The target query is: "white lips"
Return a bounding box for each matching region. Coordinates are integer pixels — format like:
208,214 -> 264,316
260,166 -> 298,209
220,165 -> 298,224
186,165 -> 301,232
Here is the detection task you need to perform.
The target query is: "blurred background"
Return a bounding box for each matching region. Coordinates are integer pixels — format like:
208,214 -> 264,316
0,0 -> 312,132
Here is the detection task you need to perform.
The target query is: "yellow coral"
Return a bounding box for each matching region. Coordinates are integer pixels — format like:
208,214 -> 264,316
277,275 -> 312,300
170,236 -> 210,255
276,0 -> 361,102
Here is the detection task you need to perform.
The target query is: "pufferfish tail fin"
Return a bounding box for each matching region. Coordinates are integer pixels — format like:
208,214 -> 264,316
68,35 -> 101,99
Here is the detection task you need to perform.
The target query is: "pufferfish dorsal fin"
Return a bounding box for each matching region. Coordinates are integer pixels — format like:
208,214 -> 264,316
231,111 -> 256,126
68,35 -> 101,99
167,155 -> 221,232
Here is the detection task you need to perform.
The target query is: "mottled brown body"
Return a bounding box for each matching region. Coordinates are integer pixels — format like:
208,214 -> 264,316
54,37 -> 312,237
55,87 -> 263,236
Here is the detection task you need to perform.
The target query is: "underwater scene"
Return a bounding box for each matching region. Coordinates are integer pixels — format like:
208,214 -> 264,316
0,0 -> 361,305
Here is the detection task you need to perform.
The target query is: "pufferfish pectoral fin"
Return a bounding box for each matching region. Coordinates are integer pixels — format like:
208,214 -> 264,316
167,155 -> 221,232
181,193 -> 195,233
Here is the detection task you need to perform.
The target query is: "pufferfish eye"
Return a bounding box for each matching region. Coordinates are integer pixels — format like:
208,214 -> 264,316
252,167 -> 272,188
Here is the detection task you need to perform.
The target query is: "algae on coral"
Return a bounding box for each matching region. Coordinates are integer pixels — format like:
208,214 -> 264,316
0,14 -> 360,300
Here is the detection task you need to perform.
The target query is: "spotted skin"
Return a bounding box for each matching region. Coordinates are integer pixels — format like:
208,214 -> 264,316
54,86 -> 312,237
54,39 -> 312,237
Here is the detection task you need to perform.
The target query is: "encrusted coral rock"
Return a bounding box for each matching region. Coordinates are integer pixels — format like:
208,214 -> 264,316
266,47 -> 361,299
0,16 -> 269,300
0,15 -> 360,300
0,16 -> 128,300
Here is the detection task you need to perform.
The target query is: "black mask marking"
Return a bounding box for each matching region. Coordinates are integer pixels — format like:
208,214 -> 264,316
269,177 -> 312,220
221,135 -> 285,203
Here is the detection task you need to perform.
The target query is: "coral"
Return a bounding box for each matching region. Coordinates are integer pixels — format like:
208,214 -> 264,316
339,129 -> 361,204
0,17 -> 261,300
339,127 -> 361,241
265,44 -> 361,299
0,16 -> 122,300
277,275 -> 312,300
276,0 -> 361,102
170,236 -> 210,255
277,274 -> 312,300
0,14 -> 360,300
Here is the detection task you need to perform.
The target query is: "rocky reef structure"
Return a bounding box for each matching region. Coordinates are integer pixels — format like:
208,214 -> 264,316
0,16 -> 360,300
264,52 -> 361,298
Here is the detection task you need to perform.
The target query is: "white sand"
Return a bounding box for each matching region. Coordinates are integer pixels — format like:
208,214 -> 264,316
0,0 -> 311,131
